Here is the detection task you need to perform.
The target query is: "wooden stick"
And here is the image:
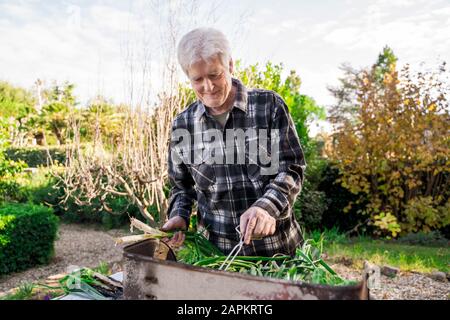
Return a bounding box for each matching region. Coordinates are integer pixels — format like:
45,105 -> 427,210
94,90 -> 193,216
130,217 -> 167,237
115,234 -> 155,245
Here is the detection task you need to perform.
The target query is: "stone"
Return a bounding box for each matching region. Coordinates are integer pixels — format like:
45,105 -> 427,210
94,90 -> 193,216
429,271 -> 448,283
381,265 -> 399,278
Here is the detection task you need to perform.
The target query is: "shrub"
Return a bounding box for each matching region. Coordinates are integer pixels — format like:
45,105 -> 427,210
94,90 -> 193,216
294,155 -> 330,231
401,197 -> 450,234
59,194 -> 137,229
0,203 -> 59,275
294,183 -> 329,231
24,177 -> 63,212
5,146 -> 66,167
14,168 -> 65,213
3,167 -> 132,229
0,148 -> 27,203
0,180 -> 23,203
317,163 -> 369,234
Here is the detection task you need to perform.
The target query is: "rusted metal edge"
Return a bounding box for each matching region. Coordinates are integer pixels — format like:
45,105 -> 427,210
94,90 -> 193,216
123,240 -> 369,297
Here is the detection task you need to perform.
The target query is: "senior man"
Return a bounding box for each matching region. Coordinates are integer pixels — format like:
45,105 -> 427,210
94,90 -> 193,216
161,27 -> 306,257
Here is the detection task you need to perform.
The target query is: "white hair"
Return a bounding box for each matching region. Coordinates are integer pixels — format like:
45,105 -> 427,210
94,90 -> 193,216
177,27 -> 232,76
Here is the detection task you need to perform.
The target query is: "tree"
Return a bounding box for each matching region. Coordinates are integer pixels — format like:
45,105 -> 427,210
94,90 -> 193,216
0,81 -> 36,146
80,96 -> 127,145
329,56 -> 449,237
38,82 -> 77,145
374,46 -> 398,84
0,80 -> 81,147
328,45 -> 398,129
0,118 -> 27,202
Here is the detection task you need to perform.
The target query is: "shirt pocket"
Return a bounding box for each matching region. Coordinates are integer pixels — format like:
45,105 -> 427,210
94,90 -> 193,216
190,162 -> 216,191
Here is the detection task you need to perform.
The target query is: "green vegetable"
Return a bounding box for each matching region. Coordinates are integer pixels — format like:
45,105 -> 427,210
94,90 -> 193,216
174,231 -> 356,286
120,218 -> 356,286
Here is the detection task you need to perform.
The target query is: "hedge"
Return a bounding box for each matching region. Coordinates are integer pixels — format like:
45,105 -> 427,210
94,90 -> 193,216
5,147 -> 66,167
0,203 -> 59,275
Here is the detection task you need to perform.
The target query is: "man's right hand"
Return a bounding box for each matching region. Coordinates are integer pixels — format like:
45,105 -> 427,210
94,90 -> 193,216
160,216 -> 187,248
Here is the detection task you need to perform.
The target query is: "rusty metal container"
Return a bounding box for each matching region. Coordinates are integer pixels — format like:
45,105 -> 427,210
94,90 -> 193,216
122,239 -> 369,300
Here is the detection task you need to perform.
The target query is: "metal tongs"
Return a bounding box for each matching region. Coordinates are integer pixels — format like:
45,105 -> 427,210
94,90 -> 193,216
218,225 -> 245,271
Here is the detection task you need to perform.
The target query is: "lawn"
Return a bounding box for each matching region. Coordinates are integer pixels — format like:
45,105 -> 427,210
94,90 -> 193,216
324,238 -> 449,273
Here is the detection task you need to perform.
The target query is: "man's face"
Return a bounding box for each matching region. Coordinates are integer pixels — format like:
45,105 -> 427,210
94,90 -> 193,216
187,55 -> 233,109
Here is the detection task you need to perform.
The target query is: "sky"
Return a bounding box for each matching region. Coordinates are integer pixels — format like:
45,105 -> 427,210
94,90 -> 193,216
1,0 -> 449,135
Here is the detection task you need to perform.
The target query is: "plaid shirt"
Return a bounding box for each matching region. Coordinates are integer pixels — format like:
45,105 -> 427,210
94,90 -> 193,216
167,78 -> 306,256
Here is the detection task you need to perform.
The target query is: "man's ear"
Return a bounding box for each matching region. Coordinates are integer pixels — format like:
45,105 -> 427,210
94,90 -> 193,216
229,59 -> 234,74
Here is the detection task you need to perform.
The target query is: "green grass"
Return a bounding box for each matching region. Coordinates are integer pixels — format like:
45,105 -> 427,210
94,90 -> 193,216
305,228 -> 449,273
324,239 -> 450,273
91,261 -> 111,275
0,261 -> 112,300
0,282 -> 35,300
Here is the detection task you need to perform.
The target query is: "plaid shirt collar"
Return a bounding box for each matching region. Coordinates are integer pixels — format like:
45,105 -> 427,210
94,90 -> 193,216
195,77 -> 248,120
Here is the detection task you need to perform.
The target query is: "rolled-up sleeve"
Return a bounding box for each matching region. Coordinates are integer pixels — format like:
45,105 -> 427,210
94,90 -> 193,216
252,93 -> 306,219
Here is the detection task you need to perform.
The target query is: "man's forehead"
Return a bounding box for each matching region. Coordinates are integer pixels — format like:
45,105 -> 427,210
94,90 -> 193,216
188,57 -> 224,75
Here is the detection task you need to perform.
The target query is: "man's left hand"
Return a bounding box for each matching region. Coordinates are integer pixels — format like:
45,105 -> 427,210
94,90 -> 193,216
240,206 -> 276,245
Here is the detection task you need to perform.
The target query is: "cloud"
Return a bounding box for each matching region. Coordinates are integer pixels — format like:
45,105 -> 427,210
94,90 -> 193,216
323,27 -> 362,46
373,0 -> 417,7
315,1 -> 450,63
0,2 -> 166,105
0,2 -> 36,22
255,17 -> 303,37
431,6 -> 450,16
87,5 -> 138,34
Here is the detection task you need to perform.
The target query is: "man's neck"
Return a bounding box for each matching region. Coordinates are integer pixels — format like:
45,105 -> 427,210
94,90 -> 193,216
206,86 -> 236,116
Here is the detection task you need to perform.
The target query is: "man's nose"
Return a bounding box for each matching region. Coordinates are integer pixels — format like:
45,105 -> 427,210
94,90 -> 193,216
203,78 -> 214,92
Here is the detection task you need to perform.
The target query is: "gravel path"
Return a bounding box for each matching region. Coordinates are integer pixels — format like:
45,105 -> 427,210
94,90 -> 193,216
331,263 -> 449,300
1,223 -> 448,299
0,223 -> 128,292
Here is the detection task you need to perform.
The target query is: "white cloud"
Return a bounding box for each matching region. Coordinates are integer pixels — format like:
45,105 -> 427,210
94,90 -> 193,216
313,1 -> 449,64
259,8 -> 273,16
295,20 -> 339,44
323,27 -> 362,46
0,2 -> 36,21
0,2 -> 166,105
87,5 -> 137,34
257,18 -> 302,37
431,6 -> 450,16
280,19 -> 300,29
374,0 -> 416,7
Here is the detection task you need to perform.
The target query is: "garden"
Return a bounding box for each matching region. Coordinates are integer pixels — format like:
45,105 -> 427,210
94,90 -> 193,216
0,42 -> 448,300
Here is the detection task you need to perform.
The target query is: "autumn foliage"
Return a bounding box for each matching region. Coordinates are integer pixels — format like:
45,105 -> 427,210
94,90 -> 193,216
329,57 -> 449,237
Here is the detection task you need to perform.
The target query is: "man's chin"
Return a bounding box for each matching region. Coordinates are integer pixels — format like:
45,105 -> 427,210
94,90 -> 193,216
202,99 -> 224,108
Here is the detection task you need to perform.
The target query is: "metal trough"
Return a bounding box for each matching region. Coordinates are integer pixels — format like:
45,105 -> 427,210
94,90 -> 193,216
122,239 -> 369,300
